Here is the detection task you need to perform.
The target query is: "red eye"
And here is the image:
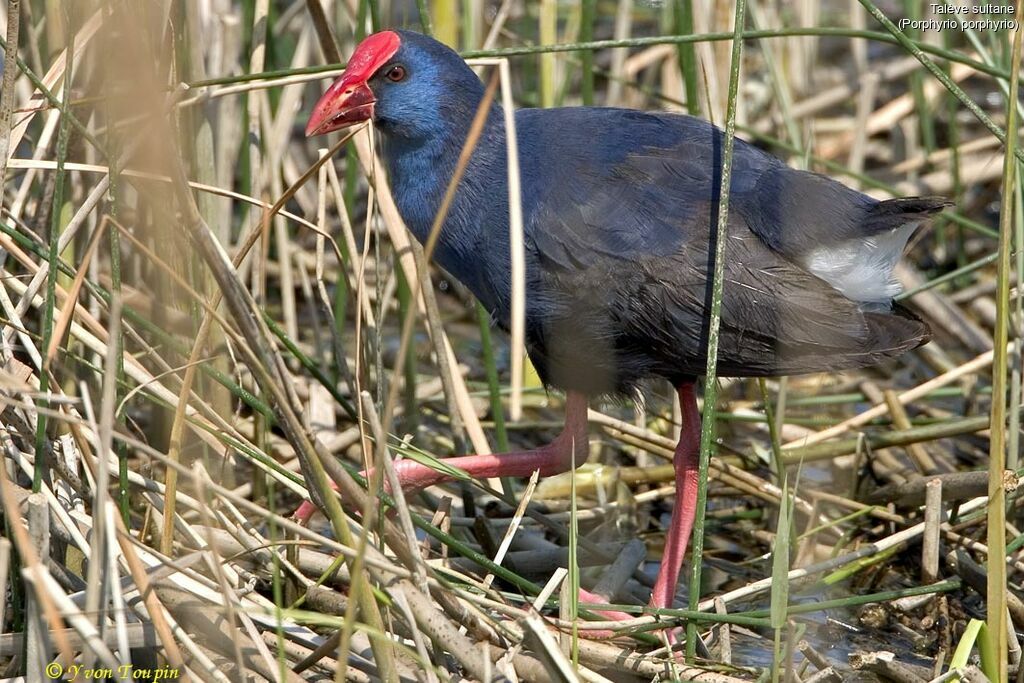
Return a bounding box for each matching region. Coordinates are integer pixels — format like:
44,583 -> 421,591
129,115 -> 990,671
386,65 -> 406,82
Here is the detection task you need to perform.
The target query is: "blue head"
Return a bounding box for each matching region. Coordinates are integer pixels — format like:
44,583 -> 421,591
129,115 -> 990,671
307,30 -> 509,311
306,29 -> 486,143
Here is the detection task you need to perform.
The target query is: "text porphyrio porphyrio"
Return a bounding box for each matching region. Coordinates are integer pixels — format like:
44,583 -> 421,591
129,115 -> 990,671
303,30 -> 945,616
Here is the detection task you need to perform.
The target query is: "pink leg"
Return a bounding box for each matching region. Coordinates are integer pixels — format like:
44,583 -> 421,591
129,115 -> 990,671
389,391 -> 590,490
650,382 -> 701,609
294,392 -> 590,521
294,389 -> 633,625
294,387 -> 698,632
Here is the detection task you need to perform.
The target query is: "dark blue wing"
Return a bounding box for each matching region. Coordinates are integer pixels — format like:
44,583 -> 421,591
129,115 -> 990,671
507,108 -> 930,389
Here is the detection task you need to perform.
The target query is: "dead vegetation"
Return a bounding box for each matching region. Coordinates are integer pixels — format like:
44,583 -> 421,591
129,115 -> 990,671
0,1 -> 1021,681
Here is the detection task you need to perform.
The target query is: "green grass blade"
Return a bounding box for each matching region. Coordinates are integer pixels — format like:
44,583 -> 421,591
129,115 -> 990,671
950,618 -> 998,679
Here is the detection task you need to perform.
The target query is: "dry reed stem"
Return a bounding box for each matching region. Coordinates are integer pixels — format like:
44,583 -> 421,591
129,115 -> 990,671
922,478 -> 943,585
784,345 -> 1002,448
0,0 -> 22,181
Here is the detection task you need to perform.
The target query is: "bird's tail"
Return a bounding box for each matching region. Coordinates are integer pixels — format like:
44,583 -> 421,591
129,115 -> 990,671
861,196 -> 952,234
803,196 -> 952,305
866,302 -> 931,353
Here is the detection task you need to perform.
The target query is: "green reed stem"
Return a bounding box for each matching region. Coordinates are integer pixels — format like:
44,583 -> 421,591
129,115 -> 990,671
539,0 -> 556,108
184,26 -> 1011,90
904,0 -> 936,152
984,3 -> 1022,677
35,24 -> 73,492
416,0 -> 433,36
739,579 -> 961,619
674,0 -> 701,116
475,302 -> 511,494
579,0 -> 596,105
897,252 -> 999,301
104,55 -> 129,522
782,410 -> 1024,464
397,267 -> 418,435
686,0 -> 747,661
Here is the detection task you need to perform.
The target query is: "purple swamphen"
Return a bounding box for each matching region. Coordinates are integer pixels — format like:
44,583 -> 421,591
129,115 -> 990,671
302,29 -> 945,616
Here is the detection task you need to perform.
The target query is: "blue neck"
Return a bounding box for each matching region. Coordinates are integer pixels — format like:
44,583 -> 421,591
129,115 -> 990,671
379,102 -> 510,312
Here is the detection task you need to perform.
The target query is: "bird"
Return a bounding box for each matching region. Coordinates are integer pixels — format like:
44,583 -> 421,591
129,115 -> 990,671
302,29 -> 946,618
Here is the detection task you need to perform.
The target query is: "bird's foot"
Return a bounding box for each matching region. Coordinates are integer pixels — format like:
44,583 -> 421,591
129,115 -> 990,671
578,588 -> 634,622
565,591 -> 690,644
568,588 -> 639,640
293,498 -> 322,525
